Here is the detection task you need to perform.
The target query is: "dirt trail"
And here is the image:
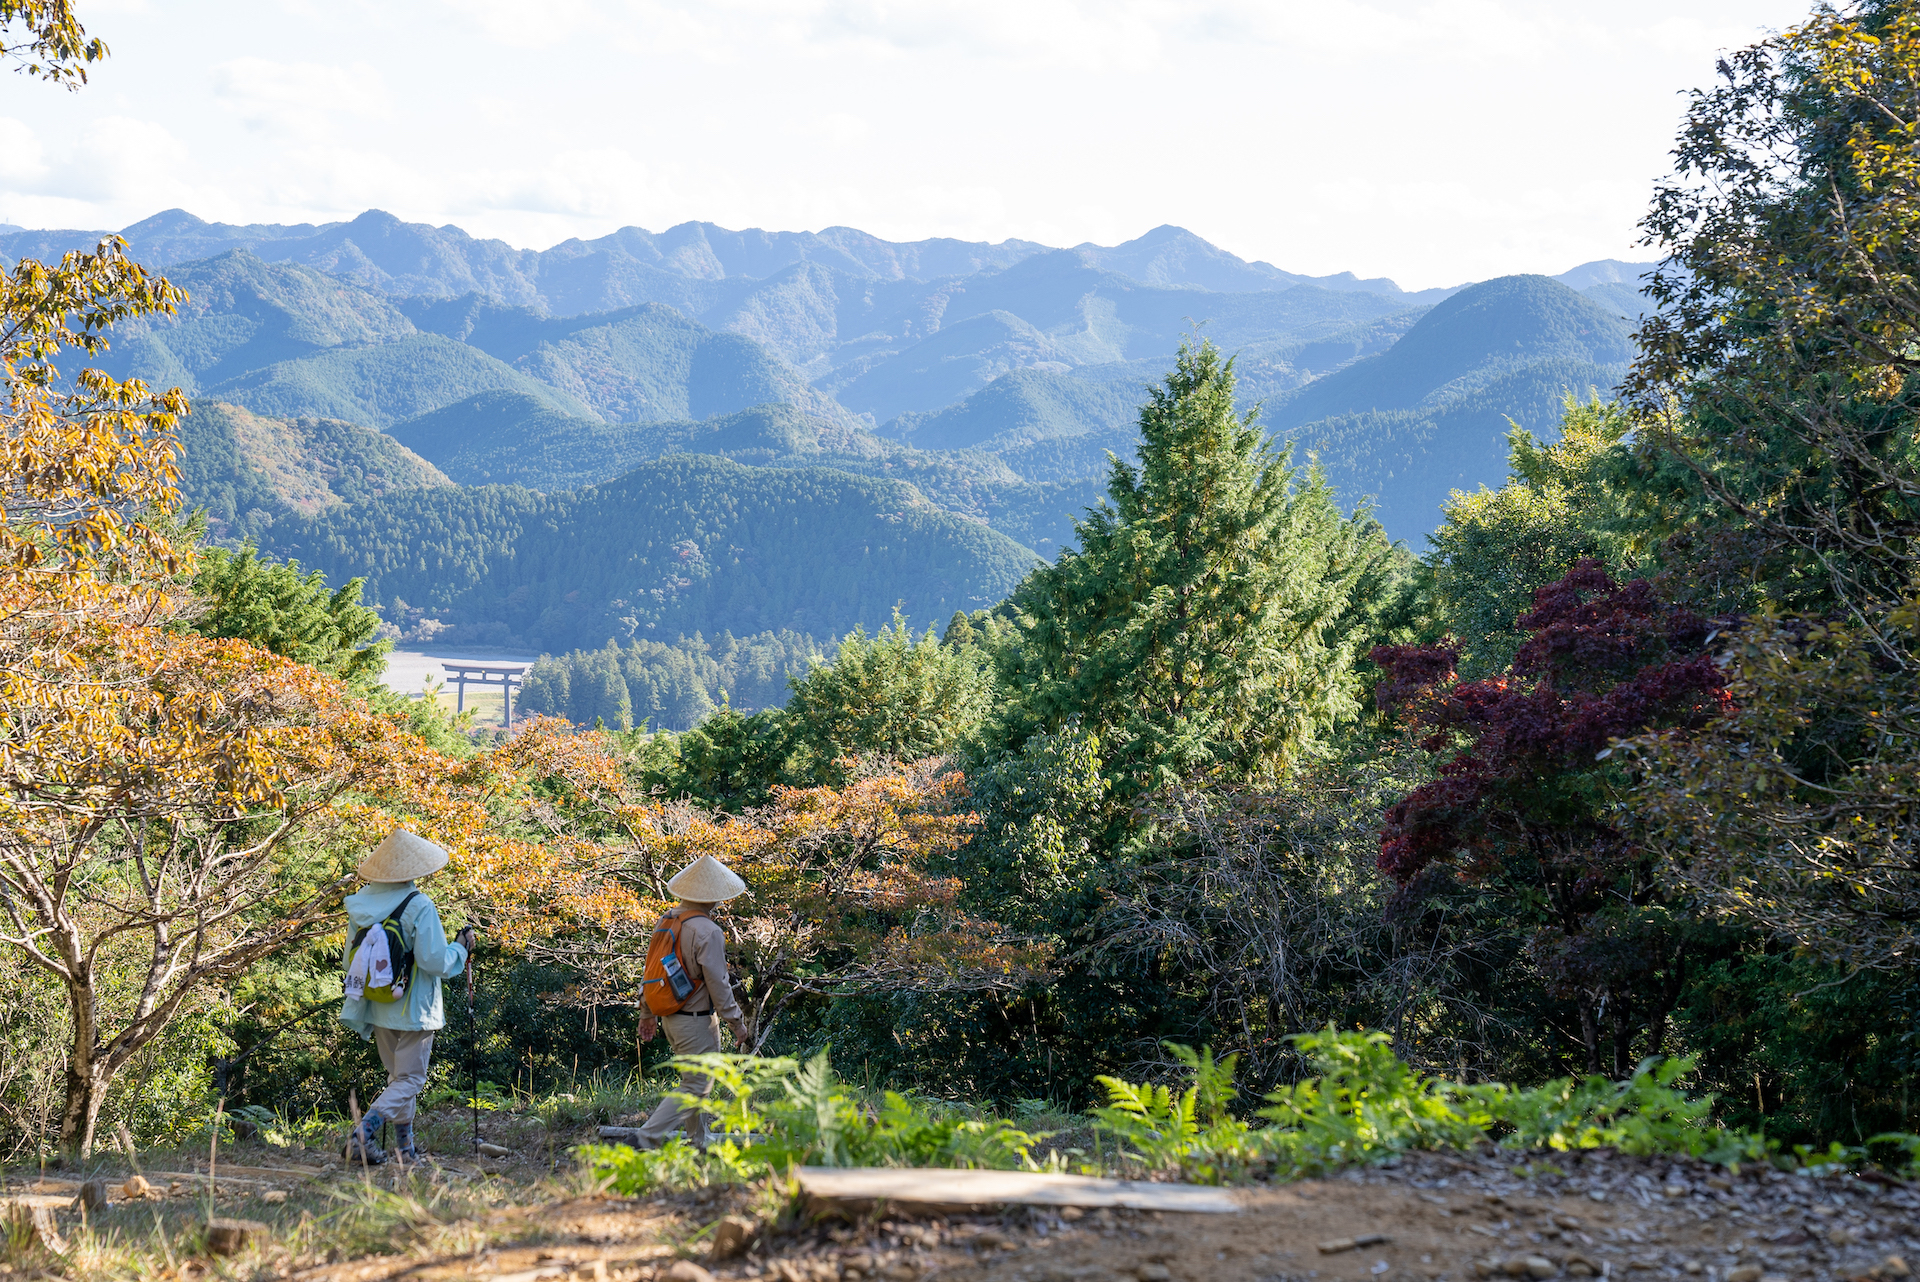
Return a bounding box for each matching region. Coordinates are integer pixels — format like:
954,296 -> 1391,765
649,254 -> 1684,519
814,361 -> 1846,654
279,1149 -> 1920,1282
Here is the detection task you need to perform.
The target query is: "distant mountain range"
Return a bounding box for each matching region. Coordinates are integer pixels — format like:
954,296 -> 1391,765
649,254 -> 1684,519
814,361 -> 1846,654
9,208 -> 1655,652
1,210 -> 1462,311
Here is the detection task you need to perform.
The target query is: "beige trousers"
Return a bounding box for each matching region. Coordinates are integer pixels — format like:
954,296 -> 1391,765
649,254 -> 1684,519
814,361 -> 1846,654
635,1012 -> 720,1148
370,1027 -> 435,1125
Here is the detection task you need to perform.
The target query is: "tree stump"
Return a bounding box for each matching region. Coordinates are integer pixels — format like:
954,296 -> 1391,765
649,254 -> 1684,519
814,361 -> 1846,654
7,1203 -> 69,1256
711,1215 -> 757,1261
205,1217 -> 268,1256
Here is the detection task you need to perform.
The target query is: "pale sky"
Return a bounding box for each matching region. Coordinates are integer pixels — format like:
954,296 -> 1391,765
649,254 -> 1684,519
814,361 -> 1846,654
0,0 -> 1810,291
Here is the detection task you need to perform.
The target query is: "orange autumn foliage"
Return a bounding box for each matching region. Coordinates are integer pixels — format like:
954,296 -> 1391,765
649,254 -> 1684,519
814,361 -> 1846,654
532,755 -> 1048,1045
0,240 -> 639,1154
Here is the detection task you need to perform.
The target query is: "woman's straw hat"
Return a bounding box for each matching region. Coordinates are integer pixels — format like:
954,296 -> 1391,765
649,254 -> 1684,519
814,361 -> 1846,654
357,829 -> 449,883
667,854 -> 747,903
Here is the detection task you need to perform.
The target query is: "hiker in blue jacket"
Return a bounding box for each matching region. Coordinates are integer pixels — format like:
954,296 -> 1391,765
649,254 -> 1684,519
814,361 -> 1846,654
340,829 -> 474,1165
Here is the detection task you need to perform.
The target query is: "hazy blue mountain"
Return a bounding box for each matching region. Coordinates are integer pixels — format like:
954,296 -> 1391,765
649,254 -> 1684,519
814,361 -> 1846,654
540,221 -> 1050,287
121,209 -> 547,304
697,261 -> 941,371
87,251 -> 590,426
880,367 -> 1143,451
3,207 -> 1451,313
831,311 -> 1071,420
1554,259 -> 1658,291
400,293 -> 848,425
812,254 -> 1420,421
1274,275 -> 1637,540
992,428 -> 1144,484
524,309 -> 841,425
0,209 -> 1051,311
1072,224 -> 1458,302
261,455 -> 1038,652
1580,281 -> 1652,322
1271,276 -> 1634,429
873,307 -> 1427,463
91,252 -> 855,430
97,251 -> 417,389
944,252 -> 1415,361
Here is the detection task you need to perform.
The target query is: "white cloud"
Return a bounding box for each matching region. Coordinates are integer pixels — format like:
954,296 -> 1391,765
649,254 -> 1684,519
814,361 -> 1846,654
463,148 -> 665,219
64,117 -> 192,204
441,0 -> 603,48
210,58 -> 391,138
0,118 -> 48,184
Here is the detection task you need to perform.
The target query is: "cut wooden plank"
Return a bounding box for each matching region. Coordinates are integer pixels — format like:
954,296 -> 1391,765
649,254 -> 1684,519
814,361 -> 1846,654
5,1193 -> 78,1211
595,1127 -> 765,1147
140,1171 -> 285,1187
169,1163 -> 329,1179
796,1166 -> 1242,1215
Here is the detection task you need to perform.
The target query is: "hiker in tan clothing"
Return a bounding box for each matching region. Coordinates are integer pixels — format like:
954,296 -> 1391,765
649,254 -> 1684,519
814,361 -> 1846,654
634,854 -> 753,1148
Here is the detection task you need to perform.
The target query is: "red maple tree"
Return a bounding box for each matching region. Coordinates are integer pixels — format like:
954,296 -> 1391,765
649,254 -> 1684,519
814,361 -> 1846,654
1369,561 -> 1730,1073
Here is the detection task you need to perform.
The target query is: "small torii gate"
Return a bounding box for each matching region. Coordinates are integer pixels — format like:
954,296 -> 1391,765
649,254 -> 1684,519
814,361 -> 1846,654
441,662 -> 529,727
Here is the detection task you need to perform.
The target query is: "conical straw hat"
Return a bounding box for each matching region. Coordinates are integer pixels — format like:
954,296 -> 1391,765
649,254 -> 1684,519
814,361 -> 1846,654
357,829 -> 449,883
666,854 -> 747,903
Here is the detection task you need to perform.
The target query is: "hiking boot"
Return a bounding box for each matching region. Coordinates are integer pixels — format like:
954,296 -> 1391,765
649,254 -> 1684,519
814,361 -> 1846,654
391,1122 -> 419,1165
343,1111 -> 388,1166
343,1131 -> 388,1165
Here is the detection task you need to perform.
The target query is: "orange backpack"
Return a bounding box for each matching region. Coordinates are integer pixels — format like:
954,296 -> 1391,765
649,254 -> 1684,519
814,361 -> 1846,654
642,907 -> 713,1017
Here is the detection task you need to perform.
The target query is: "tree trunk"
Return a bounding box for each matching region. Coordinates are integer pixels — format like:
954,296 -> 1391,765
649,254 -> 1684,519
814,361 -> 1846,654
54,954 -> 122,1158
59,1017 -> 108,1157
1611,1000 -> 1634,1079
1576,997 -> 1601,1075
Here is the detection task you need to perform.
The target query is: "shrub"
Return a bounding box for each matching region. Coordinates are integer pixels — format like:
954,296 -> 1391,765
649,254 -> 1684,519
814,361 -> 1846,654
582,1050 -> 1053,1194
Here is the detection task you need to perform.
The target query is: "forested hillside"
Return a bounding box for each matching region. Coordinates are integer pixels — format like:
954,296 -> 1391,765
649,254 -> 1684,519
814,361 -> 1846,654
174,400 -> 449,543
259,455 -> 1037,652
92,253 -> 595,425
389,391 -> 1102,555
400,294 -> 852,424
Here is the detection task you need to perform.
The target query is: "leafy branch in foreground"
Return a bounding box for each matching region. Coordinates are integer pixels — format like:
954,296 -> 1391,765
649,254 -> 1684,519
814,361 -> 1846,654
1626,601 -> 1920,970
0,1 -> 107,89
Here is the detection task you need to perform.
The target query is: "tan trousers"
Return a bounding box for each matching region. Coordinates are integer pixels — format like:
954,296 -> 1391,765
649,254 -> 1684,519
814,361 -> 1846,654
370,1027 -> 435,1125
635,1012 -> 720,1148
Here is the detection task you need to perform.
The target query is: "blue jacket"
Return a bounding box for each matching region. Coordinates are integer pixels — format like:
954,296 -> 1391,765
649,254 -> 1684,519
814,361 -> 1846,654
339,881 -> 469,1038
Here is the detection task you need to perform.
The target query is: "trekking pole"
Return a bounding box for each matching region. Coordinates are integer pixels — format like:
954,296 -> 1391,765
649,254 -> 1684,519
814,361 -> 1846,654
466,940 -> 479,1151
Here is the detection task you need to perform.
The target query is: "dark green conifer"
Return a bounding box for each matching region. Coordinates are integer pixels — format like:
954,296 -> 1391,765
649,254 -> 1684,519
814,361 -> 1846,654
1004,339 -> 1387,797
